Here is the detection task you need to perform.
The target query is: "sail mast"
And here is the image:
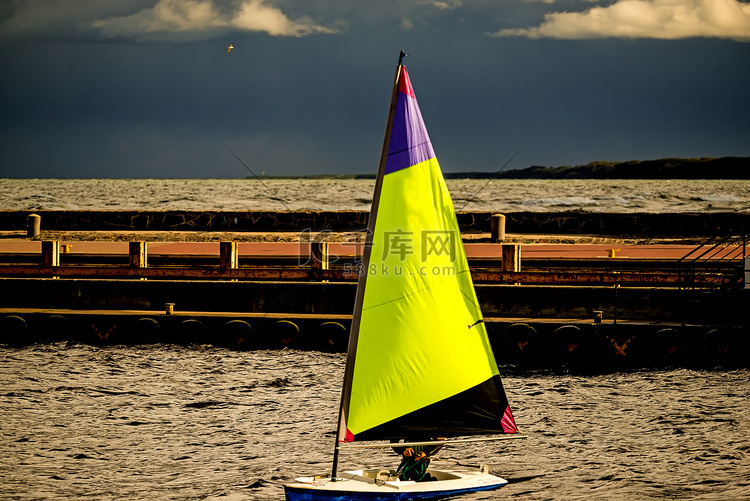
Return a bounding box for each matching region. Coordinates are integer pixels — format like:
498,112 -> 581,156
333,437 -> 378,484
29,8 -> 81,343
330,51 -> 406,480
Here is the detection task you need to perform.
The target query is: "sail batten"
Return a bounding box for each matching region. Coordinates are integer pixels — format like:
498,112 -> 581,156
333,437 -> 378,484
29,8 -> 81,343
335,61 -> 516,448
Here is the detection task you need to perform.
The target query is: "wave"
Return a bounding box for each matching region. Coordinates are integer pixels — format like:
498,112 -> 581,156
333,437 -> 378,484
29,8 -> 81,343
0,179 -> 747,213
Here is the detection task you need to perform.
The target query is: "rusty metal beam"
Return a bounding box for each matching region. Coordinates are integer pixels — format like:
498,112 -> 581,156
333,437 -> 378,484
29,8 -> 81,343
0,263 -> 739,287
0,265 -> 319,280
472,270 -> 739,286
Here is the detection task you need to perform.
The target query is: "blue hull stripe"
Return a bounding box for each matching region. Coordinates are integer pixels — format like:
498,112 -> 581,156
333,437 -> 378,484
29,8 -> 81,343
284,482 -> 505,501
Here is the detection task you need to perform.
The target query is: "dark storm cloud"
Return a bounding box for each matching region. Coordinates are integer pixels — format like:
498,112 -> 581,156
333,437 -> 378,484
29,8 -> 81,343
1,0 -> 749,178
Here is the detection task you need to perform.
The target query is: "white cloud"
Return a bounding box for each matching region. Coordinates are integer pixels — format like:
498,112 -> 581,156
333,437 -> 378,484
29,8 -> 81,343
92,0 -> 227,37
490,0 -> 750,41
417,0 -> 463,9
401,18 -> 416,30
91,0 -> 336,41
231,0 -> 335,36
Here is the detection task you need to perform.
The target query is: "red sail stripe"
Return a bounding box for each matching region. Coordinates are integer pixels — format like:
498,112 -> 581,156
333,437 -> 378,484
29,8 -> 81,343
501,406 -> 517,434
398,66 -> 416,98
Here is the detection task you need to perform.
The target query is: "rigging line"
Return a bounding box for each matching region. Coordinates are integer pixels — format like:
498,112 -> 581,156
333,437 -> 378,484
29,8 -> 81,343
432,457 -> 483,469
388,139 -> 433,157
221,142 -> 292,211
360,267 -> 472,312
456,144 -> 526,212
458,288 -> 484,325
468,319 -> 484,329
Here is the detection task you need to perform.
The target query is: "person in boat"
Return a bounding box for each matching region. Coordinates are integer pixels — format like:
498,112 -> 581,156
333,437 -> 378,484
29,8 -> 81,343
391,438 -> 444,482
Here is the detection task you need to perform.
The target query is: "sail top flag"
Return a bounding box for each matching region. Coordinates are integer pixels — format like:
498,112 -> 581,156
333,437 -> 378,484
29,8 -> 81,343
384,67 -> 436,175
336,61 -> 517,447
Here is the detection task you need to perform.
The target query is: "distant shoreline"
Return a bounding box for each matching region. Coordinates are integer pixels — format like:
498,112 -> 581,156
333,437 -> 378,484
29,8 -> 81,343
251,156 -> 749,180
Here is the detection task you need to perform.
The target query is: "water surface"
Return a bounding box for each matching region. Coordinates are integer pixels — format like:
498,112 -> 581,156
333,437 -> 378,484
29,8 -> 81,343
2,178 -> 748,213
2,344 -> 748,500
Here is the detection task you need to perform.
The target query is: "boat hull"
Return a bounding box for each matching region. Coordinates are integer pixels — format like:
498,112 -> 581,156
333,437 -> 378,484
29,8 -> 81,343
284,468 -> 507,501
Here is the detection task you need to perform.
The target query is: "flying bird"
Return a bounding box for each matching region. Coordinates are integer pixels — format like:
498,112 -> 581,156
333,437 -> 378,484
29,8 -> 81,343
227,43 -> 234,54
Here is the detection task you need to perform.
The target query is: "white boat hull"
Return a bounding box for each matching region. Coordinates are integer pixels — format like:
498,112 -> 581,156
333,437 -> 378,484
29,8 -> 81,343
284,467 -> 507,501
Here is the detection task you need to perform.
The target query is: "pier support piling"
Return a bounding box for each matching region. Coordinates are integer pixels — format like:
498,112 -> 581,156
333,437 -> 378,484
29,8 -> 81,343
27,214 -> 41,238
129,241 -> 147,268
502,244 -> 521,272
311,242 -> 329,277
41,240 -> 60,267
593,311 -> 603,324
491,214 -> 506,243
220,241 -> 238,269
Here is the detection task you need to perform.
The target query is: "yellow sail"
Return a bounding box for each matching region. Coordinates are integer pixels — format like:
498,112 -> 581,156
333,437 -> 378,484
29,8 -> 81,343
338,63 -> 516,443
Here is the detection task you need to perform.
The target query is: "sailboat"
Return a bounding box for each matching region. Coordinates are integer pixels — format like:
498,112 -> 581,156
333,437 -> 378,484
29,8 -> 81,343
284,52 -> 522,501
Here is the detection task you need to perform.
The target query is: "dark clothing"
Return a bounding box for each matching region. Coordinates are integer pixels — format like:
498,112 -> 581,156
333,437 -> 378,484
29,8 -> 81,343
397,453 -> 432,482
391,440 -> 443,482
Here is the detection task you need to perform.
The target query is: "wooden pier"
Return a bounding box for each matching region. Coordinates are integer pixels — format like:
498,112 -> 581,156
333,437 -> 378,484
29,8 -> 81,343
0,239 -> 744,287
1,210 -> 748,370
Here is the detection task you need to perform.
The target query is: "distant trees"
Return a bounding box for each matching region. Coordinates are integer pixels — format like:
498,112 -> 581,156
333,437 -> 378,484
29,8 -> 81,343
487,157 -> 749,180
251,157 -> 748,180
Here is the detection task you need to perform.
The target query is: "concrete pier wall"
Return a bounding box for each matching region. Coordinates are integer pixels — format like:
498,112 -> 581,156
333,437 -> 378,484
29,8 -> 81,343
1,308 -> 747,371
1,278 -> 747,325
3,210 -> 749,237
2,278 -> 747,369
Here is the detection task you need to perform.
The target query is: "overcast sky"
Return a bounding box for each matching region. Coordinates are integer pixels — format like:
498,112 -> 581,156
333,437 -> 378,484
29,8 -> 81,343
1,0 -> 749,178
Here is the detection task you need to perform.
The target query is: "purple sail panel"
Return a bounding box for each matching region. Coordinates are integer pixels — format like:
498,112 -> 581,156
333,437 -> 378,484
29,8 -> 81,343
384,67 -> 436,175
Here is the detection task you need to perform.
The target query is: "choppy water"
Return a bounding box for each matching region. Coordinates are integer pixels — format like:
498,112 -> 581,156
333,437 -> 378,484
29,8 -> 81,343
2,344 -> 749,500
2,178 -> 749,499
1,178 -> 749,213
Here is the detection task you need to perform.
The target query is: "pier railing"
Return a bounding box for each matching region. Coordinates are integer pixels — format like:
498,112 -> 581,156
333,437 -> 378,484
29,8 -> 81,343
677,234 -> 748,290
0,239 -> 745,289
3,239 -> 748,361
